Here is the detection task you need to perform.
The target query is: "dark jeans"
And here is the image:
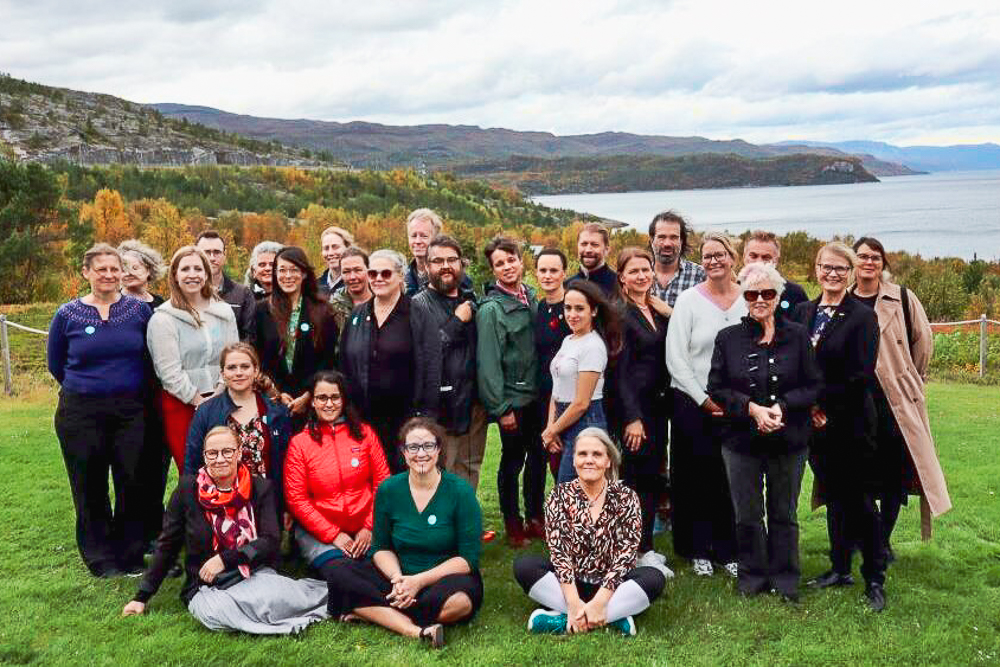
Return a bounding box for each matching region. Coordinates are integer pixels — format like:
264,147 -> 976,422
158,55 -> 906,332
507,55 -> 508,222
497,404 -> 547,523
555,400 -> 607,483
54,390 -> 147,574
721,447 -> 807,596
670,390 -> 736,563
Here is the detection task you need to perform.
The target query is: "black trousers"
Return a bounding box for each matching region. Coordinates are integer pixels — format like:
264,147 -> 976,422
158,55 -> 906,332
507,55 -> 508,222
497,404 -> 547,523
620,398 -> 668,553
872,386 -> 913,546
323,559 -> 483,628
721,447 -> 807,596
140,391 -> 170,546
810,445 -> 886,586
669,390 -> 737,563
54,390 -> 147,574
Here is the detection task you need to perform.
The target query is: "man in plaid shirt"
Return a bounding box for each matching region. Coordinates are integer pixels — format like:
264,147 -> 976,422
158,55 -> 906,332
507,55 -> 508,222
649,210 -> 705,307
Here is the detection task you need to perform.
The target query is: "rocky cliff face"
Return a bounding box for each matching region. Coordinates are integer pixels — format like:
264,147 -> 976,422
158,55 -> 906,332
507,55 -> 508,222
0,76 -> 323,167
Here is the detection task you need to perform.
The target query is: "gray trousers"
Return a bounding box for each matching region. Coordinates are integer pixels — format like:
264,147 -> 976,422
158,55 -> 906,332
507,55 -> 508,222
441,402 -> 488,491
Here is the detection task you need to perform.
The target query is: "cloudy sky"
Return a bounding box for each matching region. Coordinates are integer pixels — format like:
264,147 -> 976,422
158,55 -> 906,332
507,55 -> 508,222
2,0 -> 998,145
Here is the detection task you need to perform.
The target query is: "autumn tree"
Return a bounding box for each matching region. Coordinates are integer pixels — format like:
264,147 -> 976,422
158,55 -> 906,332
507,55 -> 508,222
79,188 -> 132,244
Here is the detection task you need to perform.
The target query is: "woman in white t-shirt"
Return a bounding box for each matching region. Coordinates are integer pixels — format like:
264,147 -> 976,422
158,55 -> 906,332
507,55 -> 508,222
542,280 -> 622,483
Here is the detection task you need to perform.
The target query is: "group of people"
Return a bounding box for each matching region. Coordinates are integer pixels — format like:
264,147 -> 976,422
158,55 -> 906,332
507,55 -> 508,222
46,206 -> 951,646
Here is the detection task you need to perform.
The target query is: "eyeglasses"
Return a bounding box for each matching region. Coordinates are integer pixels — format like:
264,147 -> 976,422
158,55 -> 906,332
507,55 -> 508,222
204,447 -> 238,461
817,264 -> 850,276
313,394 -> 342,405
743,289 -> 778,302
428,256 -> 462,267
856,253 -> 882,264
402,441 -> 439,454
702,252 -> 728,264
367,269 -> 396,281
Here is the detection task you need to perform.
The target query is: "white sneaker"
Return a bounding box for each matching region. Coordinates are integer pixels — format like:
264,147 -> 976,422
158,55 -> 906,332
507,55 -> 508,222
723,562 -> 739,578
692,558 -> 713,576
654,561 -> 675,579
638,550 -> 666,566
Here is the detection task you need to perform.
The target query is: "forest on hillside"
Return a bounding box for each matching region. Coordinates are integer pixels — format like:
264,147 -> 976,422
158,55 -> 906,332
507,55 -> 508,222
0,160 -> 996,323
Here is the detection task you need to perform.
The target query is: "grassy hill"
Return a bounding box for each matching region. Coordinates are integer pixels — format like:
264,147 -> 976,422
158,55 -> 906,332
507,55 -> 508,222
0,74 -> 333,167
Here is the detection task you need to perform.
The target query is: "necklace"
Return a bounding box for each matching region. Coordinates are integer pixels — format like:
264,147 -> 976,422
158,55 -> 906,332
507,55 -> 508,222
581,478 -> 608,505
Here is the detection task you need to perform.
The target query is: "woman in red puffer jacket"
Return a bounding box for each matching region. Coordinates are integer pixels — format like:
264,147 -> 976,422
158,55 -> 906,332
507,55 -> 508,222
284,371 -> 390,579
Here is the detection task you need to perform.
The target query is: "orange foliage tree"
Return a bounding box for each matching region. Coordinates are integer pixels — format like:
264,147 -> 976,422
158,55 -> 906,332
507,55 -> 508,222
79,188 -> 132,245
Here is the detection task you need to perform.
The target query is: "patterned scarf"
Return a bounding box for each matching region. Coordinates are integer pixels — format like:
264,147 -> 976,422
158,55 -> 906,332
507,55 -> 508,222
196,464 -> 257,578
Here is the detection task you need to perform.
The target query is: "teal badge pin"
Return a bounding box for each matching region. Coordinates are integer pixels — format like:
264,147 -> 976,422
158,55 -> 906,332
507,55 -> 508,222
300,323 -> 310,332
85,325 -> 96,335
427,515 -> 437,526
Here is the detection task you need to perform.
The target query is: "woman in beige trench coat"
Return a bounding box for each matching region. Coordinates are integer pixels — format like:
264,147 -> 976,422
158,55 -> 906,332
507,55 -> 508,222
851,237 -> 951,557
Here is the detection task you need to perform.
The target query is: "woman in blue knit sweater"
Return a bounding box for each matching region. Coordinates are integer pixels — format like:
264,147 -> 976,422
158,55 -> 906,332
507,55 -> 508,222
47,243 -> 153,577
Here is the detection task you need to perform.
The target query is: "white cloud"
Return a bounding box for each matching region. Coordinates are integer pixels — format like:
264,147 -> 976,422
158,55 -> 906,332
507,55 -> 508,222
0,0 -> 998,144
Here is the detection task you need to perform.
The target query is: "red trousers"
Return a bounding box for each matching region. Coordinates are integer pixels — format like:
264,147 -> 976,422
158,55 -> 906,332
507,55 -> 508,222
159,390 -> 196,473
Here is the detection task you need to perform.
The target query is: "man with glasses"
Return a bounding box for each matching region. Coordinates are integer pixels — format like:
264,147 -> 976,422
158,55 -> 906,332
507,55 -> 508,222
648,211 -> 706,307
411,236 -> 488,492
741,230 -> 808,320
196,230 -> 256,341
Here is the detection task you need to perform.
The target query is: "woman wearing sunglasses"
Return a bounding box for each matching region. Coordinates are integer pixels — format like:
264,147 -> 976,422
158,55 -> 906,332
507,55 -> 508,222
325,418 -> 484,648
339,249 -> 423,473
707,263 -> 822,601
253,246 -> 339,422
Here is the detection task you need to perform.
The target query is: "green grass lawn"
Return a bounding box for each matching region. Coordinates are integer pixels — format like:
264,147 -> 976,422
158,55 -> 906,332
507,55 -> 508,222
0,383 -> 998,666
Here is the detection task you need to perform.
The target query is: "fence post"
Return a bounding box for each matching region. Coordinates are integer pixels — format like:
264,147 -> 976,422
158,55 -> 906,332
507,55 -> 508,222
1,314 -> 12,396
981,314 -> 988,379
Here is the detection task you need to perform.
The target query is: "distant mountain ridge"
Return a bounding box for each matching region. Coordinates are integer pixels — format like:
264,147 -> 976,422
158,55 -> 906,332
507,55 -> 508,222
149,103 -> 918,176
773,140 -> 1000,173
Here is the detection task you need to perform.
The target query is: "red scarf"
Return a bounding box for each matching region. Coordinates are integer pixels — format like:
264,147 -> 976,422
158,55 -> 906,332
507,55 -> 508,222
197,464 -> 257,578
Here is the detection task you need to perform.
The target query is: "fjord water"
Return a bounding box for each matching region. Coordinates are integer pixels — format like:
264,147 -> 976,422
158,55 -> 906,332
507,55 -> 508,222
534,170 -> 1000,260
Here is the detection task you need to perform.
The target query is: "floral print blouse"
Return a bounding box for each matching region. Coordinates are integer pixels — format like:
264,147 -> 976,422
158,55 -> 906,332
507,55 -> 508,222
544,478 -> 641,591
228,415 -> 269,478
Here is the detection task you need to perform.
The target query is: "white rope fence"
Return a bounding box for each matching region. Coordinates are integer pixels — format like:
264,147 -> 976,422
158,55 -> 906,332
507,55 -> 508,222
1,311 -> 997,396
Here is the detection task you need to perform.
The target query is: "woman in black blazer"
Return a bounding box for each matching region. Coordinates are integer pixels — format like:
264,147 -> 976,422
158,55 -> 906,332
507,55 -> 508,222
612,248 -> 673,571
708,263 -> 822,600
254,246 -> 339,419
792,242 -> 886,611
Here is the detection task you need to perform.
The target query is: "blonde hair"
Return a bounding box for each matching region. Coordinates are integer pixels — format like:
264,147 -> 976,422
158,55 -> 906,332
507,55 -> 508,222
816,242 -> 857,283
700,232 -> 739,282
321,226 -> 355,246
578,222 -> 610,247
575,427 -> 621,482
167,246 -> 214,327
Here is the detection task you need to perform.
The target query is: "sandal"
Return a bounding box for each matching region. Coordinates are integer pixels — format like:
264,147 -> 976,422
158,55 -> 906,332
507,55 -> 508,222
338,613 -> 362,624
419,623 -> 445,649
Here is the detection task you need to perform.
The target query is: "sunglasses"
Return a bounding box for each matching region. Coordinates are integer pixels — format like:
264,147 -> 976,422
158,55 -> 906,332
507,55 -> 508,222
367,269 -> 396,281
743,289 -> 778,302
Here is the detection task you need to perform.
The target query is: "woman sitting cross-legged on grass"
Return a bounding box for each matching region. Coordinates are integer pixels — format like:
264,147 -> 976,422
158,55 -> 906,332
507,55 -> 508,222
284,371 -> 391,574
122,426 -> 329,635
514,428 -> 667,636
325,417 -> 484,649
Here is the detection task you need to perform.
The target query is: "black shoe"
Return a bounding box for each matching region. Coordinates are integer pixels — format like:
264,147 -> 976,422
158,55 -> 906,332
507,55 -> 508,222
884,544 -> 896,564
807,570 -> 855,589
167,563 -> 184,578
865,583 -> 886,612
93,564 -> 123,578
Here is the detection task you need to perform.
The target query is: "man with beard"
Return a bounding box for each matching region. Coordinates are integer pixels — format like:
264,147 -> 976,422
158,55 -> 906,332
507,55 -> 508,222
411,236 -> 488,491
569,223 -> 618,297
649,210 -> 706,307
196,230 -> 255,341
477,237 -> 544,548
329,246 -> 373,329
741,230 -> 808,320
318,226 -> 354,298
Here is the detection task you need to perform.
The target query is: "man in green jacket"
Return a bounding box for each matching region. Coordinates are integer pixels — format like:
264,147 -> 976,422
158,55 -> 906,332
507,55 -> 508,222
476,237 -> 545,548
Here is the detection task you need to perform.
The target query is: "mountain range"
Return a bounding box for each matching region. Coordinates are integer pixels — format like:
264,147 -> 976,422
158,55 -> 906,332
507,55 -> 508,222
774,140 -> 1000,173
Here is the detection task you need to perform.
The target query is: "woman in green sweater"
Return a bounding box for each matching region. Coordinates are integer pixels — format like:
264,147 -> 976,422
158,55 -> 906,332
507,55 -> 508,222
326,417 -> 483,648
